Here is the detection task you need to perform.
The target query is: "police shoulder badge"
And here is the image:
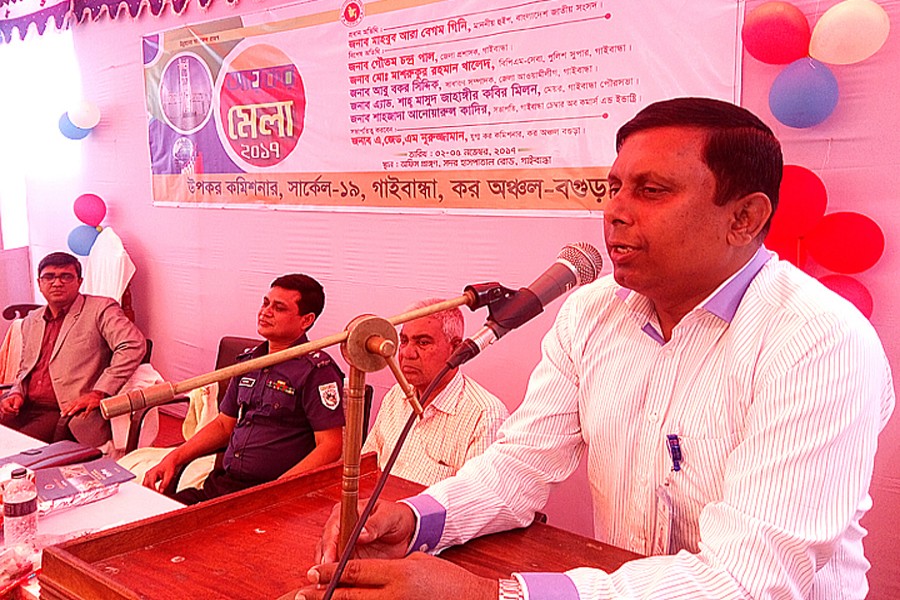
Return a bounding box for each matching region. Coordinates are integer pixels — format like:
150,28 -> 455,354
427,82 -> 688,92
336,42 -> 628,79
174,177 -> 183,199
318,382 -> 340,410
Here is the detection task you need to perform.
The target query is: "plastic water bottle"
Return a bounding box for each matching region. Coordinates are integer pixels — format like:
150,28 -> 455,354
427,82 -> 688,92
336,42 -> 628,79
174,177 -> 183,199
3,468 -> 38,548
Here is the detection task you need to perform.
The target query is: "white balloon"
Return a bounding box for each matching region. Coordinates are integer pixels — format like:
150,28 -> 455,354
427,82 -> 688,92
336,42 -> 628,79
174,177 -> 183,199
810,0 -> 890,65
68,99 -> 101,129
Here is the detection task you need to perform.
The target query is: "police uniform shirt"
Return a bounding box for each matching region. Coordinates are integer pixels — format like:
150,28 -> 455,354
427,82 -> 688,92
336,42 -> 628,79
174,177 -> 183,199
219,337 -> 344,482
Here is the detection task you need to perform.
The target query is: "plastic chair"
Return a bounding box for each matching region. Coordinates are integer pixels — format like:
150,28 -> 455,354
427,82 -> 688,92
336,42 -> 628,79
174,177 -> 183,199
1,304 -> 40,392
2,303 -> 41,321
119,336 -> 263,494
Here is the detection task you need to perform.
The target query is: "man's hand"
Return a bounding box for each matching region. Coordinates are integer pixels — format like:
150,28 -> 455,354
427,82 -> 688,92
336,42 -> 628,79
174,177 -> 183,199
316,499 -> 417,564
60,390 -> 105,417
295,553 -> 497,600
143,453 -> 180,493
0,392 -> 24,418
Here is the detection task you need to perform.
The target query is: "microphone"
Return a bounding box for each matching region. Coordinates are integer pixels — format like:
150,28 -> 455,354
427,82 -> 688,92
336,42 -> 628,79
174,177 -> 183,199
449,242 -> 603,368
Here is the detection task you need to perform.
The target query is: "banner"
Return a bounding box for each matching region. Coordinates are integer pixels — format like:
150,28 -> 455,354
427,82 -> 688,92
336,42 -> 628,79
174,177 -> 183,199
144,0 -> 740,213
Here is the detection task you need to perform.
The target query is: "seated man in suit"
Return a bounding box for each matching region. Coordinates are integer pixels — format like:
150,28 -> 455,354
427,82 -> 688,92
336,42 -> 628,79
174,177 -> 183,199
0,252 -> 146,447
143,274 -> 345,504
362,300 -> 509,486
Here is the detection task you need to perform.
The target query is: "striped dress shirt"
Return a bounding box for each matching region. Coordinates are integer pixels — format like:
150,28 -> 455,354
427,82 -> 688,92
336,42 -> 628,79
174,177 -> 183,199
406,249 -> 895,599
363,371 -> 509,486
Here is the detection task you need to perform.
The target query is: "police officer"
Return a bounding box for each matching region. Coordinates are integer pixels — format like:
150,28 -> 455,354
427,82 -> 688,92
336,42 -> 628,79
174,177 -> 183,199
143,274 -> 345,504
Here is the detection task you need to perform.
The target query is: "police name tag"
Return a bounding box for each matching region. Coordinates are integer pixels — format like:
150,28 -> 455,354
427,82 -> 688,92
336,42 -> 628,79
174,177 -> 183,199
318,382 -> 340,410
238,377 -> 256,388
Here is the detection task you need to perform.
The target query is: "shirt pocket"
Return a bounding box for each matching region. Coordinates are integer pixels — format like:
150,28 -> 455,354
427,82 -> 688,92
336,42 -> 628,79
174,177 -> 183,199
422,419 -> 466,474
665,432 -> 740,553
259,382 -> 299,418
415,449 -> 458,483
422,443 -> 464,475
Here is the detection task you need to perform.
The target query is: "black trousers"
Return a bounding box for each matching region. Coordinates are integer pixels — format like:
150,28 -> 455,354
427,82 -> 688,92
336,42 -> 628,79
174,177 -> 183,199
171,455 -> 266,505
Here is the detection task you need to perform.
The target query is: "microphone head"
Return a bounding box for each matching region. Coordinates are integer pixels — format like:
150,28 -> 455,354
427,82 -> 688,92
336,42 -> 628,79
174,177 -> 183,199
558,242 -> 603,285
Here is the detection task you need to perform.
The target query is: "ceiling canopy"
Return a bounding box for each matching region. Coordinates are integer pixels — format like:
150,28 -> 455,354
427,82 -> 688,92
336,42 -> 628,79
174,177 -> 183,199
0,0 -> 234,43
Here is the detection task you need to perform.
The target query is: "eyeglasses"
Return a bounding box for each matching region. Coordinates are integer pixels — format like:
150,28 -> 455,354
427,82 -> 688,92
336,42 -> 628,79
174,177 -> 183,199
39,273 -> 77,283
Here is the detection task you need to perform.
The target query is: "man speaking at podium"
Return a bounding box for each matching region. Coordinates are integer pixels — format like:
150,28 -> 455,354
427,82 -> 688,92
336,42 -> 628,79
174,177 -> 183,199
302,98 -> 895,599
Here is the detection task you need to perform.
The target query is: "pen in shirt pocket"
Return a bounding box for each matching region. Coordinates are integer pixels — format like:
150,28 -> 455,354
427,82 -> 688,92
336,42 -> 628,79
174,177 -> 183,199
666,433 -> 682,472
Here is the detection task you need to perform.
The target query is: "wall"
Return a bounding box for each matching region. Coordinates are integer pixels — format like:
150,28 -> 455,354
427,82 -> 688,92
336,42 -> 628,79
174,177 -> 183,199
0,247 -> 32,341
12,0 -> 899,596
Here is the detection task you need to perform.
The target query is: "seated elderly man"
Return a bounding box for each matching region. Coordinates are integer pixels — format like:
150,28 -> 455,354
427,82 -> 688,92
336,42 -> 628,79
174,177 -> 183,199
0,252 -> 146,447
362,299 -> 509,486
143,274 -> 345,504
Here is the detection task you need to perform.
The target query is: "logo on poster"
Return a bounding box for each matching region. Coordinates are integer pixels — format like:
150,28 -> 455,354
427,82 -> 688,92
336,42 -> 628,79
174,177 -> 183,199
159,53 -> 214,135
217,44 -> 306,169
341,0 -> 364,27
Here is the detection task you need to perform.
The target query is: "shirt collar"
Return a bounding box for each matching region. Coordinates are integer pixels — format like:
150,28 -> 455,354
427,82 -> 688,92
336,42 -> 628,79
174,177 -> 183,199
249,333 -> 310,359
43,303 -> 70,323
701,246 -> 772,322
616,246 -> 772,342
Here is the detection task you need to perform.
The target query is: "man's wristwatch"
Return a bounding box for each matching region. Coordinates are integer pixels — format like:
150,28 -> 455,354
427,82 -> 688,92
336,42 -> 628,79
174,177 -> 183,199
498,577 -> 524,600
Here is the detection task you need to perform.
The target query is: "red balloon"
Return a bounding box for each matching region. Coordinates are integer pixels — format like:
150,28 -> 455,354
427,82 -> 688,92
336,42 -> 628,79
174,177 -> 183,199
805,212 -> 885,274
74,193 -> 107,227
742,2 -> 811,64
768,165 -> 827,241
818,274 -> 873,318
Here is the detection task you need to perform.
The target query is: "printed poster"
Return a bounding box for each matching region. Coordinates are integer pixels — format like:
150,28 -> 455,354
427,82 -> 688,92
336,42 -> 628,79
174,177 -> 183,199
144,0 -> 740,212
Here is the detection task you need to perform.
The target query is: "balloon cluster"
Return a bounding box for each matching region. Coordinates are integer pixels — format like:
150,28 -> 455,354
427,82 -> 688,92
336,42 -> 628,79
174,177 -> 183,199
67,194 -> 107,256
59,99 -> 102,140
766,165 -> 884,317
743,0 -> 890,127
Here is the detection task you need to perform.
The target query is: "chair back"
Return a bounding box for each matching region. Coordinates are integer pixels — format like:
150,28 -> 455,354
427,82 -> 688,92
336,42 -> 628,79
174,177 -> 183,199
142,339 -> 153,364
362,384 -> 374,444
2,303 -> 41,320
120,336 -> 258,455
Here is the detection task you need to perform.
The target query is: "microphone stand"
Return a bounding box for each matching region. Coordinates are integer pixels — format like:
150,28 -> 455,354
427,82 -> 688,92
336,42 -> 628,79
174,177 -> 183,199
335,314 -> 424,555
320,283 -> 560,597
322,361 -> 451,600
321,285 -> 528,597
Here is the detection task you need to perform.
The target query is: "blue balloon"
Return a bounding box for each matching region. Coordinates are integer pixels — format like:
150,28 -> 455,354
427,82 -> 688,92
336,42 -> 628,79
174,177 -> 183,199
68,225 -> 100,256
58,112 -> 92,140
769,58 -> 839,128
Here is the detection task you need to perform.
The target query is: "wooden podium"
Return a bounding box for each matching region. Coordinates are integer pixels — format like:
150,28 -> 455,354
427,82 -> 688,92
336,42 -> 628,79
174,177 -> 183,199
39,456 -> 640,599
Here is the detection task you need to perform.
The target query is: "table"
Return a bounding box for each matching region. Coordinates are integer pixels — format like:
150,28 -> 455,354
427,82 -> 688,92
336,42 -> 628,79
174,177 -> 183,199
38,456 -> 641,599
0,425 -> 182,545
1,425 -> 182,599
